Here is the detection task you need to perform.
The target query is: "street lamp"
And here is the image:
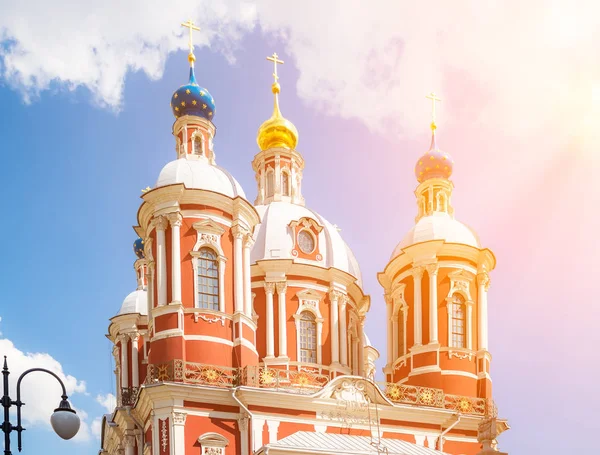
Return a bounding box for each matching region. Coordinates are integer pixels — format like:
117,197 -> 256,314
1,356 -> 80,454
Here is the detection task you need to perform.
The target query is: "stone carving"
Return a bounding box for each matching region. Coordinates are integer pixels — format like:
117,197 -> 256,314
264,282 -> 276,294
478,272 -> 491,291
154,216 -> 168,231
160,418 -> 168,453
425,263 -> 438,275
203,447 -> 223,455
193,313 -> 225,326
172,412 -> 187,425
275,282 -> 287,294
477,417 -> 508,454
167,212 -> 183,227
412,266 -> 424,280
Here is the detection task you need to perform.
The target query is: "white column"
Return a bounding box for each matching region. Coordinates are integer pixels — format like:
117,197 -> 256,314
218,258 -> 226,312
357,318 -> 365,376
266,420 -> 280,444
147,262 -> 155,318
238,417 -> 249,455
233,226 -> 245,313
316,320 -> 323,365
412,267 -> 424,346
124,435 -> 135,455
168,213 -> 182,304
120,335 -> 129,389
252,418 -> 265,452
130,334 -> 139,387
155,216 -> 168,306
265,283 -> 275,358
386,296 -> 393,365
392,301 -> 399,360
276,282 -> 288,358
339,297 -> 348,366
426,264 -> 439,344
352,336 -> 359,375
171,412 -> 186,455
112,345 -> 121,403
466,302 -> 473,350
329,290 -> 340,364
243,235 -> 254,317
477,272 -> 490,351
446,299 -> 453,347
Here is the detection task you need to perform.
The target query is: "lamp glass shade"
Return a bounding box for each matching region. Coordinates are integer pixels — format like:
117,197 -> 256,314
50,408 -> 80,440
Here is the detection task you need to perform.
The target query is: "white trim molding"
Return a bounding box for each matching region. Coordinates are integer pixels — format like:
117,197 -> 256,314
191,219 -> 227,312
293,289 -> 325,366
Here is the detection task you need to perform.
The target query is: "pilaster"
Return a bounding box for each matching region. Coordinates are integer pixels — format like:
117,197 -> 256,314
167,213 -> 183,305
276,281 -> 288,359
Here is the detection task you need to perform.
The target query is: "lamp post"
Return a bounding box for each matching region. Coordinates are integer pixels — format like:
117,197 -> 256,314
1,356 -> 80,454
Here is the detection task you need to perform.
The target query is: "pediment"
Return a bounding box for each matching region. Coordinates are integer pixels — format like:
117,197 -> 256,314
314,376 -> 392,407
192,219 -> 226,236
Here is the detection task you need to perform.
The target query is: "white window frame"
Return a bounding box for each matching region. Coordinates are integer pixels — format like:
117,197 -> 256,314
191,130 -> 205,157
445,270 -> 475,356
281,168 -> 290,197
191,220 -> 227,313
293,289 -> 325,367
265,168 -> 275,198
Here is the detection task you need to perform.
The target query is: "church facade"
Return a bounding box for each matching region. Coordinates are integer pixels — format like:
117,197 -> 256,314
99,22 -> 509,455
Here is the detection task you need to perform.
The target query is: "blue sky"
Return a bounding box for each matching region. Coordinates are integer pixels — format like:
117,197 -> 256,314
2,3 -> 600,454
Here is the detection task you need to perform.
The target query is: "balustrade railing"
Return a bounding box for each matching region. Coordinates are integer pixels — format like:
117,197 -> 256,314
143,361 -> 493,416
378,382 -> 492,416
241,366 -> 329,394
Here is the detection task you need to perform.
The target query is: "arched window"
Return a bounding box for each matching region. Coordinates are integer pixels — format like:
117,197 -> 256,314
299,311 -> 317,363
193,135 -> 203,156
265,170 -> 274,198
281,171 -> 290,196
451,294 -> 466,348
197,248 -> 219,310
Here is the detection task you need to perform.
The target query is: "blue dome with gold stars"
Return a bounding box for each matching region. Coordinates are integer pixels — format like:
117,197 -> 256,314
171,67 -> 215,120
133,238 -> 145,259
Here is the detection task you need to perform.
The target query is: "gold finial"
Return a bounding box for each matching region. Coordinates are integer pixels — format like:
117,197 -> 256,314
426,92 -> 441,131
256,52 -> 298,150
266,52 -> 284,84
181,19 -> 201,66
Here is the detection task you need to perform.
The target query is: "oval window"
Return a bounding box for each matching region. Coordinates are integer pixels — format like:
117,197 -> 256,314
298,230 -> 315,254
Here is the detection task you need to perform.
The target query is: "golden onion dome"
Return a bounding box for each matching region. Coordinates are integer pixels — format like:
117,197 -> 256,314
257,82 -> 299,150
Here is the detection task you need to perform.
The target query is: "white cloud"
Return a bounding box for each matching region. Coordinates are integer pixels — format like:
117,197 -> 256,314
91,417 -> 103,440
1,0 -> 599,144
0,337 -> 91,442
0,0 -> 257,109
96,393 -> 116,413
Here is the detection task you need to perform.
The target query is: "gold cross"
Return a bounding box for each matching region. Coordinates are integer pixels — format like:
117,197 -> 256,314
181,19 -> 201,56
266,52 -> 284,83
426,92 -> 441,128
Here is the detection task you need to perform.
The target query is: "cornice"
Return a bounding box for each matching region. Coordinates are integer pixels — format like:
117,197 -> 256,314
136,185 -> 260,236
251,259 -> 365,305
379,240 -> 494,289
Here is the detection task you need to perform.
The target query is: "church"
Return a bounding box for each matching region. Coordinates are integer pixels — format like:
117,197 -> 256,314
99,20 -> 509,455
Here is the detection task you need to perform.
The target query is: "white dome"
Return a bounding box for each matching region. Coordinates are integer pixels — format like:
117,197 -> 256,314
392,213 -> 480,259
156,158 -> 246,198
117,290 -> 147,316
252,202 -> 362,287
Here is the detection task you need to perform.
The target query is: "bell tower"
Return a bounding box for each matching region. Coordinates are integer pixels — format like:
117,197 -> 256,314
378,93 -> 494,400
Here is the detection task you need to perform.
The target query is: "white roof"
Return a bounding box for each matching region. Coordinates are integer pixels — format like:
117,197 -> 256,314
252,202 -> 362,287
262,432 -> 446,455
117,289 -> 147,316
156,158 -> 246,198
392,213 -> 480,258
